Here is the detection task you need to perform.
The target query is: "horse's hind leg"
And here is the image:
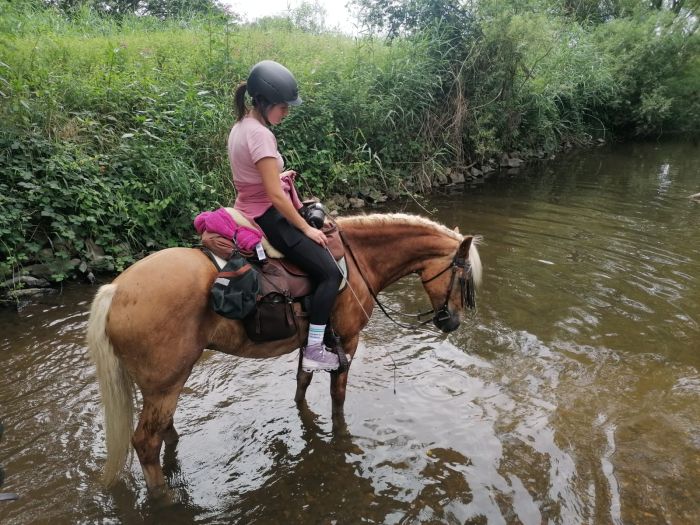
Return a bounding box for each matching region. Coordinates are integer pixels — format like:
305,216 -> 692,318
162,417 -> 179,446
132,385 -> 183,496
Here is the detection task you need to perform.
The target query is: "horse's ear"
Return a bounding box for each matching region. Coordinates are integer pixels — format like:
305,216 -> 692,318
457,235 -> 473,257
453,226 -> 460,234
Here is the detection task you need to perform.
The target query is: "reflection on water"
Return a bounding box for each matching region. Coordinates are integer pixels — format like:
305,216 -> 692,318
1,140 -> 699,524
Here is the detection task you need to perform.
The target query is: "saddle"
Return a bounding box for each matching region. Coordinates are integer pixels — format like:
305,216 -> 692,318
201,208 -> 346,296
200,209 -> 347,343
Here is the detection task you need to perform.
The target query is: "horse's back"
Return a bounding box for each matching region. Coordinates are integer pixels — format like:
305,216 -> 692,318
112,247 -> 214,315
115,247 -> 213,282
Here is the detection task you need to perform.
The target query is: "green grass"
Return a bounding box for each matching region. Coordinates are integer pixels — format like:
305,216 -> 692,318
1,2 -> 698,283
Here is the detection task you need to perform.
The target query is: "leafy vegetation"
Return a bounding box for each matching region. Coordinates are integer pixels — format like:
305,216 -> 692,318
1,0 -> 698,283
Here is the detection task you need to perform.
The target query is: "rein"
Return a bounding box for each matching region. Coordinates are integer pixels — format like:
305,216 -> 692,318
337,229 -> 476,331
338,230 -> 422,330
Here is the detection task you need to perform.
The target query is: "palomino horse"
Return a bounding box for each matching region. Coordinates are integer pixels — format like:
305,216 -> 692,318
87,213 -> 482,495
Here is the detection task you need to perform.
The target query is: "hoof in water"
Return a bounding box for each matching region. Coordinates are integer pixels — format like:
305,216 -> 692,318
148,484 -> 177,506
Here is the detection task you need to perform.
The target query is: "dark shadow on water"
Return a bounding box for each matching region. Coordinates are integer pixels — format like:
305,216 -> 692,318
96,404 -> 406,524
215,402 -> 404,525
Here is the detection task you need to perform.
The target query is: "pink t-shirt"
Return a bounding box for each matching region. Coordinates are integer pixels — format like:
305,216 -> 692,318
228,116 -> 285,218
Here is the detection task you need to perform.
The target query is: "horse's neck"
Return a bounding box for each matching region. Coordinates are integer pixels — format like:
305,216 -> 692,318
343,222 -> 454,292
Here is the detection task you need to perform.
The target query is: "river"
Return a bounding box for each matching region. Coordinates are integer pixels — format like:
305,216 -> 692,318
1,140 -> 699,524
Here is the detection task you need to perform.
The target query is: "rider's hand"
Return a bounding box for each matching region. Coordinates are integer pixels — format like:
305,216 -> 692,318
281,170 -> 297,180
303,225 -> 327,246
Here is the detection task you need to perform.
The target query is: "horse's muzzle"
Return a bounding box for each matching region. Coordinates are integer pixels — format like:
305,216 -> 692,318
433,310 -> 461,333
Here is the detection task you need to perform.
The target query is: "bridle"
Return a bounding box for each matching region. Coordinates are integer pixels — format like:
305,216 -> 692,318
338,229 -> 476,330
420,253 -> 477,326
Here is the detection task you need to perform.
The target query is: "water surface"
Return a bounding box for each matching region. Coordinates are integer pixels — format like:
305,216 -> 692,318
1,140 -> 699,524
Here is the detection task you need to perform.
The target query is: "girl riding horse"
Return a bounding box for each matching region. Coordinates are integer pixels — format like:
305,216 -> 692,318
229,60 -> 342,373
87,214 -> 482,496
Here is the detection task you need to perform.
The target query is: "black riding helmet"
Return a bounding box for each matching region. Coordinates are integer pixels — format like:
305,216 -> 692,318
247,60 -> 302,106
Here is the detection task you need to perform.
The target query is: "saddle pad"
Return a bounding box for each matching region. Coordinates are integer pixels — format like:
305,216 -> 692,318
337,257 -> 348,290
225,207 -> 284,258
208,252 -> 348,293
209,252 -> 228,270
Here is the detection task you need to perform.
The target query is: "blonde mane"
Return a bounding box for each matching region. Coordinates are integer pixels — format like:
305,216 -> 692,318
337,213 -> 463,240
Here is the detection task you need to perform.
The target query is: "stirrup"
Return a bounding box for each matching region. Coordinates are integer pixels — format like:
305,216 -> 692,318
325,334 -> 350,373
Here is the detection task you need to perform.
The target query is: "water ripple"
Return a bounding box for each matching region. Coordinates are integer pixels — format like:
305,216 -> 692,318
2,142 -> 700,524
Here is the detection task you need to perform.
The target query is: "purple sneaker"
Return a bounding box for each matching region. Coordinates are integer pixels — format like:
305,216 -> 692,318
302,342 -> 340,372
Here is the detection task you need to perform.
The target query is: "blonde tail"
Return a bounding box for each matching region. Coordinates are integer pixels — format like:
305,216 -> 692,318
86,283 -> 134,486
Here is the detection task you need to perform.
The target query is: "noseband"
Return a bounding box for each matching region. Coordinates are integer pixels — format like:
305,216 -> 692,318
421,254 -> 477,325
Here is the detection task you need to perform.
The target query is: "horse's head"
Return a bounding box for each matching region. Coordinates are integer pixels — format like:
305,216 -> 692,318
420,234 -> 482,333
335,213 -> 482,334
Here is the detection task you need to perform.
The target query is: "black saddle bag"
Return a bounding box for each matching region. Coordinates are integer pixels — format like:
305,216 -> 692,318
243,291 -> 298,342
210,253 -> 259,320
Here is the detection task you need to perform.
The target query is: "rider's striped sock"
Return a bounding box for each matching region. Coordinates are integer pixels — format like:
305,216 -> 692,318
307,323 -> 326,347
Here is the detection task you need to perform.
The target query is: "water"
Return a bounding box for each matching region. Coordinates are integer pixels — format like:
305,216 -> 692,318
1,140 -> 699,524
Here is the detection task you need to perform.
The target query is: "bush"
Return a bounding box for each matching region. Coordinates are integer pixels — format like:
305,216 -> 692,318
1,0 -> 698,282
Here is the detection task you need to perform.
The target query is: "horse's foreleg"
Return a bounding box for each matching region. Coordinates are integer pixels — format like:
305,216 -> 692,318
329,335 -> 358,418
329,370 -> 349,417
132,387 -> 183,496
295,350 -> 314,403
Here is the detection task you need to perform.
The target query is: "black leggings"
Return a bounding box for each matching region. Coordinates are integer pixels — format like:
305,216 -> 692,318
256,207 -> 342,325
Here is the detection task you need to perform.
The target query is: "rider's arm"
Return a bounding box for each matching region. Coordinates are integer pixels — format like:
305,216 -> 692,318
256,157 -> 326,246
